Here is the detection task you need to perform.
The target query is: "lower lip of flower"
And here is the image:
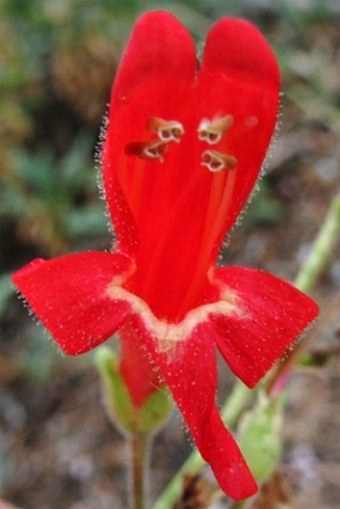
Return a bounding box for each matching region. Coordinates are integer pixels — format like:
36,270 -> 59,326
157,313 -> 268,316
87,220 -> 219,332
107,282 -> 242,354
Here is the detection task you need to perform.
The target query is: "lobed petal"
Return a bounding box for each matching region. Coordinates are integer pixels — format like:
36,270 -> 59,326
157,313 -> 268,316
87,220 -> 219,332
103,10 -> 196,257
119,317 -> 164,408
102,13 -> 281,321
12,252 -> 133,355
211,267 -> 319,387
128,314 -> 258,500
197,18 -> 280,254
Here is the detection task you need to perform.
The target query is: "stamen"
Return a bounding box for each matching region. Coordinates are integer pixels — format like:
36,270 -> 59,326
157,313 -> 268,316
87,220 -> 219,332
125,140 -> 168,163
144,140 -> 169,162
201,150 -> 237,172
147,117 -> 185,143
197,115 -> 234,145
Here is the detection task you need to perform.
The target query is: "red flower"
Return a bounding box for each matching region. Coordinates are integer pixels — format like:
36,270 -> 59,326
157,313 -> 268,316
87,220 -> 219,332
12,12 -> 318,500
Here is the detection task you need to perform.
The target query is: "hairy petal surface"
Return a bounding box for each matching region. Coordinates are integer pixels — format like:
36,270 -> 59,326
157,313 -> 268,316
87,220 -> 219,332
197,17 -> 280,250
118,317 -> 164,408
102,12 -> 281,322
12,252 -> 133,354
128,315 -> 257,500
211,267 -> 319,387
103,10 -> 196,257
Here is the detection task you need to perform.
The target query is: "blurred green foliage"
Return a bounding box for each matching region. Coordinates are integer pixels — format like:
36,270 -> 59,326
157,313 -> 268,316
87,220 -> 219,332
1,134 -> 107,253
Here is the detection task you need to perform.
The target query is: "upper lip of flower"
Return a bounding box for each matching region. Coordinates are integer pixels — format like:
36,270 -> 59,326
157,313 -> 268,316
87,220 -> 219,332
101,10 -> 281,323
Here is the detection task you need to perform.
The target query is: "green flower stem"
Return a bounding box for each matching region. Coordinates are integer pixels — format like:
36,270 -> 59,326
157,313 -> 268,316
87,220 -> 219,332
152,194 -> 340,509
129,432 -> 150,509
152,381 -> 252,509
220,380 -> 253,426
294,193 -> 340,293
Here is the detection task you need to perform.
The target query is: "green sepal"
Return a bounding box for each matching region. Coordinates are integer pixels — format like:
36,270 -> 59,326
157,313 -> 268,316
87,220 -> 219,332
95,346 -> 172,434
238,390 -> 286,483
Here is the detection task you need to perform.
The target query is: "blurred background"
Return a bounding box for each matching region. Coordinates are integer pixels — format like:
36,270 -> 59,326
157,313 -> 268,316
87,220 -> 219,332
0,0 -> 339,508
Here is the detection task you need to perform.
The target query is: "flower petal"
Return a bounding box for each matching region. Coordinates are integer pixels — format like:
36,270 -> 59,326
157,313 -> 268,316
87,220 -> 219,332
211,267 -> 319,387
102,14 -> 281,323
110,10 -> 196,96
129,314 -> 257,500
103,10 -> 196,256
118,317 -> 164,408
12,252 -> 133,355
197,18 -> 280,251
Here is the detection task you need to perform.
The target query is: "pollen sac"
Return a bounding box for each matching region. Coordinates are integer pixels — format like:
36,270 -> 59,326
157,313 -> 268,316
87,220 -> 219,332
197,115 -> 234,145
148,117 -> 185,143
201,150 -> 237,172
125,140 -> 168,163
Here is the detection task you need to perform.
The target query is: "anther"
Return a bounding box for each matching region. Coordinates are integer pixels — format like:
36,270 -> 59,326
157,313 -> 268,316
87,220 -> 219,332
197,115 -> 234,145
125,140 -> 168,163
147,117 -> 185,143
201,150 -> 237,172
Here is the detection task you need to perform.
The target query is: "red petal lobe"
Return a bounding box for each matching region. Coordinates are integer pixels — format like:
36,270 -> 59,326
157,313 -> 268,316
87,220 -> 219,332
197,18 -> 280,248
12,252 -> 133,355
212,267 -> 319,387
130,315 -> 257,500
